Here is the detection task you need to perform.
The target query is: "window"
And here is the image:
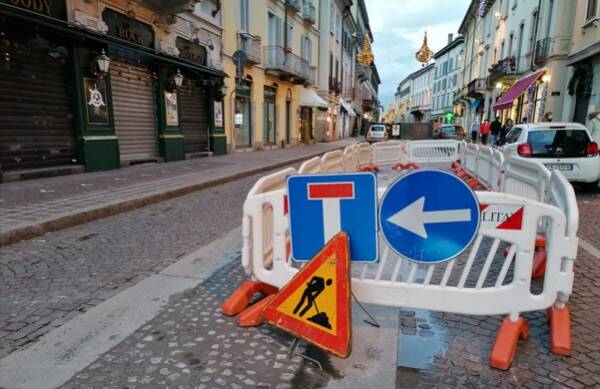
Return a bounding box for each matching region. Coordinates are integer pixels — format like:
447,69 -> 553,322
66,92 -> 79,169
586,0 -> 598,21
504,128 -> 522,144
240,0 -> 249,31
330,4 -> 335,34
529,11 -> 538,51
286,22 -> 294,48
302,36 -> 312,63
546,0 -> 554,38
268,13 -> 282,46
336,13 -> 341,40
449,58 -> 454,72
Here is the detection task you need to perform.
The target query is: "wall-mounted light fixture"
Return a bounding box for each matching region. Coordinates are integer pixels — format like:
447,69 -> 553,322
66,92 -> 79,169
93,49 -> 111,79
495,82 -> 503,89
541,74 -> 551,83
171,68 -> 184,89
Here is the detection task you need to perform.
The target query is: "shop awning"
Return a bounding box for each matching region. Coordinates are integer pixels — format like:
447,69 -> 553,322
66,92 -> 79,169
299,88 -> 328,108
339,98 -> 356,117
493,70 -> 545,111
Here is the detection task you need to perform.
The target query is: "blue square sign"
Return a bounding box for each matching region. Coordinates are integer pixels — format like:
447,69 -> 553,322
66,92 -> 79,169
287,173 -> 378,262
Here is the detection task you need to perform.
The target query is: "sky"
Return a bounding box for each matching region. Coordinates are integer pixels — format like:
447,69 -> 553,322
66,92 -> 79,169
364,0 -> 471,109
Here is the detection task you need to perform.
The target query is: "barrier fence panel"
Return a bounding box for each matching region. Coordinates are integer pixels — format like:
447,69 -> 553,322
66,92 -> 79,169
548,171 -> 579,239
464,143 -> 479,175
321,150 -> 344,172
242,168 -> 295,276
491,149 -> 505,192
406,140 -> 460,163
371,141 -> 406,166
355,142 -> 371,166
343,144 -> 358,172
298,156 -> 322,174
501,157 -> 551,203
476,146 -> 493,188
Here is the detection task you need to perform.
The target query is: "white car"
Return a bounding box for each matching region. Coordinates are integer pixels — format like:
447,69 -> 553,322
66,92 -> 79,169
500,122 -> 600,188
366,124 -> 388,143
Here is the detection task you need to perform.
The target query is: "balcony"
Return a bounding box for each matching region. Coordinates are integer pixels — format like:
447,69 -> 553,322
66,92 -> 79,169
138,0 -> 198,14
264,46 -> 312,83
237,32 -> 262,64
534,37 -> 571,65
467,78 -> 487,98
302,0 -> 316,24
286,0 -> 301,12
363,99 -> 373,111
487,56 -> 528,86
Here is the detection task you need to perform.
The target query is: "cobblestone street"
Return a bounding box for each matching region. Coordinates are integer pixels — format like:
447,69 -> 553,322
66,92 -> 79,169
0,172 -> 264,359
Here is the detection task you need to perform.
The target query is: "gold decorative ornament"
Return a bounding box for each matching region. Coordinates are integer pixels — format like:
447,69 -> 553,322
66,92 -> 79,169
357,36 -> 374,67
415,31 -> 433,65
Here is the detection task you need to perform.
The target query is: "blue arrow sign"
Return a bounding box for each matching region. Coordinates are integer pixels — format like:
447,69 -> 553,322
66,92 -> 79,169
380,169 -> 480,264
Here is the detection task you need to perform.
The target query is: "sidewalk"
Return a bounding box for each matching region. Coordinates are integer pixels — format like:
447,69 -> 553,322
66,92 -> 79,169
0,139 -> 356,246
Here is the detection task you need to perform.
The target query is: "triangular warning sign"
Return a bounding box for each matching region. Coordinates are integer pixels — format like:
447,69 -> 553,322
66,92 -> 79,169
262,232 -> 351,358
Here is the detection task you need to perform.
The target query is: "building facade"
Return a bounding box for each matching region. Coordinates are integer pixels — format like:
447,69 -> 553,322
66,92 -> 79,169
432,35 -> 464,125
221,0 -> 322,151
562,0 -> 600,127
0,0 -> 227,181
408,63 -> 434,123
457,0 -> 577,131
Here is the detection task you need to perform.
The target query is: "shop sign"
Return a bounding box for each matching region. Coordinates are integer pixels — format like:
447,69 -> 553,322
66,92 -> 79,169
164,91 -> 179,126
214,101 -> 223,128
102,8 -> 155,48
175,37 -> 207,66
1,0 -> 66,20
83,78 -> 109,125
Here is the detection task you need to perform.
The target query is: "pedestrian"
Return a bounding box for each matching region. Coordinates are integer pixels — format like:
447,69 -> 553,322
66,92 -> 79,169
491,116 -> 502,145
470,119 -> 480,143
589,108 -> 600,144
520,116 -> 528,124
480,119 -> 491,145
543,112 -> 554,122
499,118 -> 513,145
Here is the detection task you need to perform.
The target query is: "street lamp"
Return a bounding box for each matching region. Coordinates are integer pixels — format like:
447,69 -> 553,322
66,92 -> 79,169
94,49 -> 111,79
172,69 -> 184,88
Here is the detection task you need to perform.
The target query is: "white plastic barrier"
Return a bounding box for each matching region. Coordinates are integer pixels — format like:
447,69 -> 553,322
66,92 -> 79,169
464,143 -> 479,175
242,187 -> 576,317
321,150 -> 344,172
371,141 -> 406,166
242,168 -> 295,276
490,149 -> 505,192
501,156 -> 551,203
355,142 -> 371,166
476,146 -> 494,188
298,156 -> 322,174
240,140 -> 578,327
405,140 -> 460,163
343,144 -> 358,172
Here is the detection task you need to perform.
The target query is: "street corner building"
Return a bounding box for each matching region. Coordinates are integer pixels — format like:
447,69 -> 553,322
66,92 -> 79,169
0,0 -> 227,182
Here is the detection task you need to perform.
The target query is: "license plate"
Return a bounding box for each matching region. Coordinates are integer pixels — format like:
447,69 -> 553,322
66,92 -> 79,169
544,163 -> 573,171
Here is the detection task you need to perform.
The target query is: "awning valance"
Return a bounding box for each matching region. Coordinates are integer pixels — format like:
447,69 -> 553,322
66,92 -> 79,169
493,70 -> 545,111
299,87 -> 328,108
339,98 -> 356,116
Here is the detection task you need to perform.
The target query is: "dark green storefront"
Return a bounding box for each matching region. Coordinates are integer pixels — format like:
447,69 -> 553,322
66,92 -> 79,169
0,2 -> 226,181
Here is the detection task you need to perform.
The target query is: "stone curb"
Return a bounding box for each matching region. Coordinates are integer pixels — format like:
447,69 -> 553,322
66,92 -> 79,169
0,146 -> 344,247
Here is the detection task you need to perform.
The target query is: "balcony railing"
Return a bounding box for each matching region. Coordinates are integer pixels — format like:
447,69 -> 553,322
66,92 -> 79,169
237,32 -> 262,64
487,56 -> 528,85
467,78 -> 487,97
534,37 -> 571,65
302,0 -> 316,24
264,46 -> 311,83
286,0 -> 301,11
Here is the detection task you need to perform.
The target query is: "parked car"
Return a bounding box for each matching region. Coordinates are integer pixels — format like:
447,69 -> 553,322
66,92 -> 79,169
366,124 -> 388,142
434,125 -> 467,140
499,122 -> 600,188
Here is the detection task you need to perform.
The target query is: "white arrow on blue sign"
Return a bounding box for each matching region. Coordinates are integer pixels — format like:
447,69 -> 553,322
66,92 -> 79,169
380,169 -> 480,264
287,173 -> 378,262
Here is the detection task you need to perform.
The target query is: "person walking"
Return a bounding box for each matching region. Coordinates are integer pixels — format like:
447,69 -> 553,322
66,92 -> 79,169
491,116 -> 502,146
499,118 -> 513,145
470,119 -> 480,143
480,119 -> 491,145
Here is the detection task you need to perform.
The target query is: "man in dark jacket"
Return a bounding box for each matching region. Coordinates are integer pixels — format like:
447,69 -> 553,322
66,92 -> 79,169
491,117 -> 502,145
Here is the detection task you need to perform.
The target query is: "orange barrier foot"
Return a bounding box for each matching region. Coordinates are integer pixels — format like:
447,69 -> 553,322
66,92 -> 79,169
489,317 -> 530,370
548,305 -> 572,356
535,235 -> 546,250
222,280 -> 278,316
238,294 -> 276,327
532,250 -> 547,279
